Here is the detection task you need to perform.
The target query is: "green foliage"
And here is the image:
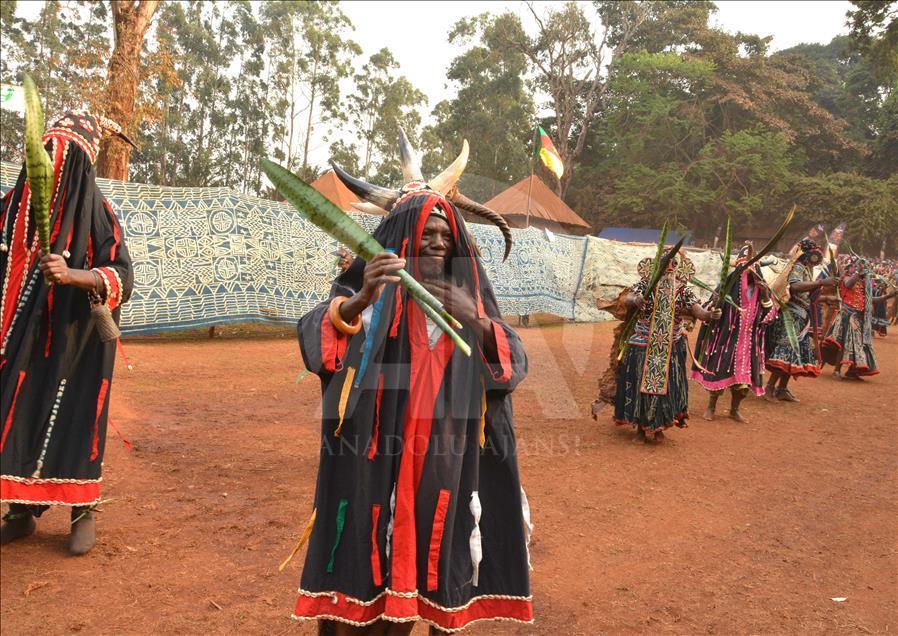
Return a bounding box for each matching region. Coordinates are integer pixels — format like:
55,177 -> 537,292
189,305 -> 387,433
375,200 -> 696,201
421,12 -> 535,201
847,1 -> 898,88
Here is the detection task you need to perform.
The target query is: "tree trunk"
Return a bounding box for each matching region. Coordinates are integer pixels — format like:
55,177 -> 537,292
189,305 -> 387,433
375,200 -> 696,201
96,0 -> 160,180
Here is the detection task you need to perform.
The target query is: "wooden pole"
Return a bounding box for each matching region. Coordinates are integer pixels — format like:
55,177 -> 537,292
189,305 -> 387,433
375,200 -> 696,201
526,125 -> 538,229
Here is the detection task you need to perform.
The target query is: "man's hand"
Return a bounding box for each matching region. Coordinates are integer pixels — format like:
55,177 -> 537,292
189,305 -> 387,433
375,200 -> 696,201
38,253 -> 70,285
360,252 -> 405,305
422,278 -> 492,340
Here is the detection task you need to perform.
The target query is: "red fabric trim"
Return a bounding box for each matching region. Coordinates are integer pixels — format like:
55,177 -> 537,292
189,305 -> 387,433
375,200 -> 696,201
320,311 -> 348,373
391,301 -> 455,594
48,142 -> 66,245
293,590 -> 533,631
838,362 -> 880,377
765,359 -> 822,378
370,504 -> 383,587
87,235 -> 93,268
367,374 -> 384,461
427,489 -> 451,591
486,321 -> 512,382
103,200 -> 120,261
0,371 -> 26,452
97,267 -> 122,311
1,477 -> 101,506
822,336 -> 842,351
1,184 -> 34,345
44,286 -> 54,357
91,379 -> 110,461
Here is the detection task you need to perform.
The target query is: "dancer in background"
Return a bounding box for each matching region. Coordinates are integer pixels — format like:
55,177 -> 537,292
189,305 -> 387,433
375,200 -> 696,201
764,239 -> 835,401
692,242 -> 777,423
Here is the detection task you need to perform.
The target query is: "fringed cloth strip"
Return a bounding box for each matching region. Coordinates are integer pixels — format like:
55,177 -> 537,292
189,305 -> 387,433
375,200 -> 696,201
327,499 -> 348,573
90,378 -> 110,461
0,370 -> 26,452
335,367 -> 356,437
478,379 -> 487,448
427,489 -> 451,591
279,508 -> 317,571
370,504 -> 383,586
368,374 -> 384,461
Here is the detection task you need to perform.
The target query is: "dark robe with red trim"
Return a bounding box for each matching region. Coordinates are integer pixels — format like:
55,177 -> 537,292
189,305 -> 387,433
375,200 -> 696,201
690,267 -> 777,395
0,112 -> 133,510
293,193 -> 533,631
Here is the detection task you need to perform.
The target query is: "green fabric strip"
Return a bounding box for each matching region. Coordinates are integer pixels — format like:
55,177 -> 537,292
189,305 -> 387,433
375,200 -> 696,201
326,499 -> 348,573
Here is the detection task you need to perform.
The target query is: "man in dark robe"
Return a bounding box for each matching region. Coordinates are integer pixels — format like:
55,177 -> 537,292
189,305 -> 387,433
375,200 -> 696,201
289,138 -> 534,633
1,112 -> 133,555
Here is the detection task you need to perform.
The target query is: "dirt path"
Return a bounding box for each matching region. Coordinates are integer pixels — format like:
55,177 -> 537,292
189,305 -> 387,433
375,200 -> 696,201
2,323 -> 896,635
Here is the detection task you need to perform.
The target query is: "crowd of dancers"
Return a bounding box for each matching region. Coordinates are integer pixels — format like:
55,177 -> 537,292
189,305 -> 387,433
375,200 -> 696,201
596,230 -> 897,443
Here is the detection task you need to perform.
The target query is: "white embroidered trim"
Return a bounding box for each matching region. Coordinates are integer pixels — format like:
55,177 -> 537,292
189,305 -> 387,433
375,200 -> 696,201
469,491 -> 483,587
1,475 -> 102,484
109,267 -> 123,307
290,612 -> 534,633
33,379 -> 67,478
93,267 -> 112,305
295,587 -> 533,612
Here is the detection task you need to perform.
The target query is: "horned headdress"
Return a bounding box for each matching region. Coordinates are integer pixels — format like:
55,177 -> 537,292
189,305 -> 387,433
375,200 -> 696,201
331,129 -> 513,260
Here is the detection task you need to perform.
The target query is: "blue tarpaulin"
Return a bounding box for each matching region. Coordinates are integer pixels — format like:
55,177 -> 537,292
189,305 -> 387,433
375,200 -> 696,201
597,227 -> 689,245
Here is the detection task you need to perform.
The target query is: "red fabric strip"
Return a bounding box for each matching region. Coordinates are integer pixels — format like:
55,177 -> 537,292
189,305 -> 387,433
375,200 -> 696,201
1,184 -> 33,345
367,374 -> 384,461
0,477 -> 101,506
102,200 -> 120,261
293,590 -> 534,631
87,235 -> 93,267
370,504 -> 383,587
319,311 -> 347,373
91,378 -> 110,461
484,321 -> 511,382
427,489 -> 451,592
389,239 -> 409,338
97,267 -> 122,310
0,371 -> 26,452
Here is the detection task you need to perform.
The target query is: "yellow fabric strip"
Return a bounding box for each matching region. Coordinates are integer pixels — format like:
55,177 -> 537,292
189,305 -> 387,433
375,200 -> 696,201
335,366 -> 356,437
278,508 -> 317,572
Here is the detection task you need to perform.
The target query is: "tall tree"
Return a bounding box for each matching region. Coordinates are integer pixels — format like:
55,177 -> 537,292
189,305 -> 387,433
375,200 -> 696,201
847,0 -> 898,88
343,48 -> 425,184
97,0 -> 161,180
422,13 -> 535,201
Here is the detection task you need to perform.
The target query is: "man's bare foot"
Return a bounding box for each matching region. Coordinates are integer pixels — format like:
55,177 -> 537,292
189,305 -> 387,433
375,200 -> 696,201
653,430 -> 665,443
729,410 -> 748,423
635,428 -> 646,443
702,408 -> 716,421
764,387 -> 779,402
833,369 -> 842,379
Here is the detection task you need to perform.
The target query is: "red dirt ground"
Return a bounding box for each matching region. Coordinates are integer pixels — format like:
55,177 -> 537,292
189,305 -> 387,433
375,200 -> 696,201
1,323 -> 896,635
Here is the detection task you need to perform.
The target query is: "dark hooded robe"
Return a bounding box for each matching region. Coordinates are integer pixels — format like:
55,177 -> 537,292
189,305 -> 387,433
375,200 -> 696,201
1,112 -> 133,510
691,262 -> 777,396
292,192 -> 533,631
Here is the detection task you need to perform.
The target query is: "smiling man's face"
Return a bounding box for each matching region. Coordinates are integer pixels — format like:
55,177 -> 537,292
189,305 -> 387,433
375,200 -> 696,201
418,214 -> 454,280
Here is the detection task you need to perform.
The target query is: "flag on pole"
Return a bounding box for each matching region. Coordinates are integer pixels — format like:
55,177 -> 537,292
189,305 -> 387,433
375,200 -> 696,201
535,125 -> 564,179
0,83 -> 25,114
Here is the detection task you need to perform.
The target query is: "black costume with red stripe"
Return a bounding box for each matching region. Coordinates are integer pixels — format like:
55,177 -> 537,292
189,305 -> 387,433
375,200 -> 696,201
294,193 -> 533,631
0,112 -> 133,510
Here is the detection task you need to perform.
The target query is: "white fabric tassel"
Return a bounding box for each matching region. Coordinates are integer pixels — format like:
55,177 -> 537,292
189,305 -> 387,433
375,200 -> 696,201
521,486 -> 533,571
385,483 -> 397,561
469,491 -> 483,587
